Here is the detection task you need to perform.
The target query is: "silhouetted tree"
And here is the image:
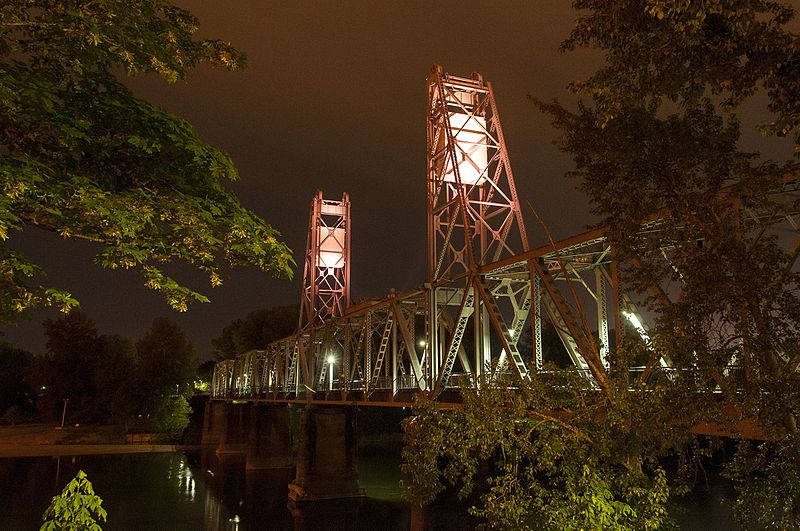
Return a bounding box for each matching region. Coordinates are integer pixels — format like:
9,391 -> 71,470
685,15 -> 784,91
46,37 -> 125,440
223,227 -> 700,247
94,334 -> 137,422
136,317 -> 197,407
0,341 -> 35,417
212,305 -> 299,358
39,312 -> 101,422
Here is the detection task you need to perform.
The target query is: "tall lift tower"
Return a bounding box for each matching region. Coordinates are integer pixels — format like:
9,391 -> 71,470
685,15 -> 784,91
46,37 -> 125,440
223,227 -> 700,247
426,65 -> 531,392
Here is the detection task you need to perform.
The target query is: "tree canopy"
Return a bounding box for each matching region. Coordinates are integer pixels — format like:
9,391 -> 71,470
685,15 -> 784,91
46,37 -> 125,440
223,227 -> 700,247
534,1 -> 800,527
0,0 -> 293,321
37,311 -> 197,433
406,2 -> 800,529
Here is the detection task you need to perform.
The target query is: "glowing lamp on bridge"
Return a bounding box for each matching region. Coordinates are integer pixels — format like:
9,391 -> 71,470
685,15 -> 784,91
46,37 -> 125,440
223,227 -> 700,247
318,227 -> 346,268
445,112 -> 488,185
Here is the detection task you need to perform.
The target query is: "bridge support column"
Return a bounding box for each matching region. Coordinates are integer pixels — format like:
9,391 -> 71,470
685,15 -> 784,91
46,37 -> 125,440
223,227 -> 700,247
201,400 -> 227,446
217,402 -> 250,455
246,404 -> 293,470
288,405 -> 364,502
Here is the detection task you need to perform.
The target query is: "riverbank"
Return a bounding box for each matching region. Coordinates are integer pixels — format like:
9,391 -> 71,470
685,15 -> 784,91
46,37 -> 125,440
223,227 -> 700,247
0,423 -> 196,457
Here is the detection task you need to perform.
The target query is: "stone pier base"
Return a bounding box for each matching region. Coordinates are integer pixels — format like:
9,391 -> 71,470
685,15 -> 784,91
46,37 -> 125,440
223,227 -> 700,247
288,405 -> 364,502
246,404 -> 293,470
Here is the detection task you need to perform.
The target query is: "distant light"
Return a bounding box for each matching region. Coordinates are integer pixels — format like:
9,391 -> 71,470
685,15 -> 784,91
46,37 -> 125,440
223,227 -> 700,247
327,355 -> 335,364
623,311 -> 642,330
418,340 -> 427,347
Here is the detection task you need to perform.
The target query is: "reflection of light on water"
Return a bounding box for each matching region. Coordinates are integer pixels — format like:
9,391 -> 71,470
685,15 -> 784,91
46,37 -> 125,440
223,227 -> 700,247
168,455 -> 196,502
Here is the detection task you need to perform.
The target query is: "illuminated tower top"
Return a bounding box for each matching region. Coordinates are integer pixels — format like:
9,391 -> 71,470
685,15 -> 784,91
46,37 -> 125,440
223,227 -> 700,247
298,191 -> 351,330
426,65 -> 529,282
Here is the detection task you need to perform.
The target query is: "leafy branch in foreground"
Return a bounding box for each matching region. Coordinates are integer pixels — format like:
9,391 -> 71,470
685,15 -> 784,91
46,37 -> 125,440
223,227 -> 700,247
0,1 -> 293,321
402,371 -> 684,530
40,470 -> 107,531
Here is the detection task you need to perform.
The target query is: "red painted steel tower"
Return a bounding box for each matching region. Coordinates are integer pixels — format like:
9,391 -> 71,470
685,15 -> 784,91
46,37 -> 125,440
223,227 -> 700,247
426,65 -> 532,390
298,191 -> 351,329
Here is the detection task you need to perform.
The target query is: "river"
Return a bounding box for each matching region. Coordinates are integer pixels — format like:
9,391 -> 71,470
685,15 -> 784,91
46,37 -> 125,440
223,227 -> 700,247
0,447 -> 737,530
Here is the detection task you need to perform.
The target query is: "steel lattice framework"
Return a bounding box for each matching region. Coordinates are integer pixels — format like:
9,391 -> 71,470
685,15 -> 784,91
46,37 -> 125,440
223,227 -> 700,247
298,191 -> 351,330
425,66 -> 532,392
426,65 -> 528,279
211,66 -> 800,407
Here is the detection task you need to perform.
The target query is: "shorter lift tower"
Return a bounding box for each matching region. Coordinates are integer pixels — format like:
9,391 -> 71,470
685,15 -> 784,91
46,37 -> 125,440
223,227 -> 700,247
426,65 -> 531,393
291,191 -> 351,394
298,191 -> 351,329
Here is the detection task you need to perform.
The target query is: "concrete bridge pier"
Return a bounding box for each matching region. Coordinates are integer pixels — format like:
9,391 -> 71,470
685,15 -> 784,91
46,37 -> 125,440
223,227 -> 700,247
217,401 -> 251,455
288,405 -> 364,502
201,400 -> 227,446
246,404 -> 293,470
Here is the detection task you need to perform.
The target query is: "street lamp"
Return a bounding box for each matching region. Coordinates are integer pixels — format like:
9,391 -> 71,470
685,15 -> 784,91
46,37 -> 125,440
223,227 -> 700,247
326,355 -> 335,391
58,398 -> 69,430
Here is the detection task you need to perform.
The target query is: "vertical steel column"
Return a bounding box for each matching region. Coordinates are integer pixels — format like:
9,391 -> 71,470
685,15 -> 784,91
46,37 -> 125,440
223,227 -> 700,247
533,273 -> 543,372
392,312 -> 398,396
596,268 -> 610,369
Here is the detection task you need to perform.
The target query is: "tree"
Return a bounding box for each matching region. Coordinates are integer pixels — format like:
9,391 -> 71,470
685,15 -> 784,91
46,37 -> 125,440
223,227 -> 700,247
403,382 -> 674,531
135,317 -> 197,407
0,1 -> 293,322
39,311 -> 102,422
150,394 -> 191,442
40,470 -> 106,531
532,1 -> 800,528
212,305 -> 299,359
94,334 -> 137,422
38,313 -> 140,424
0,341 -> 35,416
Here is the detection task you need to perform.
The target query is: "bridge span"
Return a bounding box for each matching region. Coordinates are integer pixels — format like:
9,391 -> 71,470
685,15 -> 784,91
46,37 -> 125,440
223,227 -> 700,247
204,65 -> 800,502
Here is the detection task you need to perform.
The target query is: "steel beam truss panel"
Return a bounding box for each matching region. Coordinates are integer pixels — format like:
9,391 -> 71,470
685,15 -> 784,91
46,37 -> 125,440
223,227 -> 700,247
211,192 -> 800,403
372,313 -> 394,386
299,191 -> 351,330
434,286 -> 475,395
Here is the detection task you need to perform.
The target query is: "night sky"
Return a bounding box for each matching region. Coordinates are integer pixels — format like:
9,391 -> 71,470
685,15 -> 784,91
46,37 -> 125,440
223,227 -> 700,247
1,1 -> 794,360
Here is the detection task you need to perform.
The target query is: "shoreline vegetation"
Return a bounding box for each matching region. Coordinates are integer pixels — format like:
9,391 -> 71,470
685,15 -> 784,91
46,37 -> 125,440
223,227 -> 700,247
0,424 -> 199,458
0,423 -> 405,459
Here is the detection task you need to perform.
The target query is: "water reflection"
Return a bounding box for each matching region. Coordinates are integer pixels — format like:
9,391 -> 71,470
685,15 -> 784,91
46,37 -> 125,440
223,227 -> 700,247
0,449 -> 739,530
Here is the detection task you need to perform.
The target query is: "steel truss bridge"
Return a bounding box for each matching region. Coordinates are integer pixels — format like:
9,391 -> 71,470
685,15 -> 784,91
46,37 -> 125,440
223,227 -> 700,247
212,65 -> 800,408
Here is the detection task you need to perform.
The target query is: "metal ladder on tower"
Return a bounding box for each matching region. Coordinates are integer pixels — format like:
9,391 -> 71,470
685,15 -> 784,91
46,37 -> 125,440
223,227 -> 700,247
436,289 -> 475,393
474,280 -> 530,381
287,341 -> 299,393
371,313 -> 394,386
